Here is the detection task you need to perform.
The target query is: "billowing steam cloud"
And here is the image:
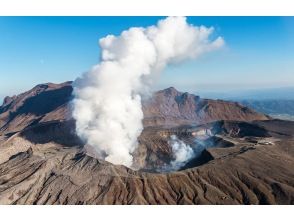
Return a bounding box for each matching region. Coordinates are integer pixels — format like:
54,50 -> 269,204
72,16 -> 224,167
168,135 -> 195,171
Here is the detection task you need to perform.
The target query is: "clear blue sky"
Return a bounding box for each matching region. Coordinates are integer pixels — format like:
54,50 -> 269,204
0,16 -> 294,100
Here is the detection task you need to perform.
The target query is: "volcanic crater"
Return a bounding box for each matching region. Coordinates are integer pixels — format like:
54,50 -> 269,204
0,82 -> 293,204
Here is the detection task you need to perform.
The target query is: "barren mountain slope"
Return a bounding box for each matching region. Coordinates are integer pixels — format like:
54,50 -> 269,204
0,82 -> 293,205
142,87 -> 269,127
0,82 -> 73,134
0,83 -> 269,135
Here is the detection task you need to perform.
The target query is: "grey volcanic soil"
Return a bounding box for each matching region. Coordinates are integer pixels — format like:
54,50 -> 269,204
0,82 -> 293,204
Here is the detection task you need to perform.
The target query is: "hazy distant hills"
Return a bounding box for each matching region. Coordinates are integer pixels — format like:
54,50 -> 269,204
239,100 -> 294,120
195,87 -> 294,120
196,86 -> 294,100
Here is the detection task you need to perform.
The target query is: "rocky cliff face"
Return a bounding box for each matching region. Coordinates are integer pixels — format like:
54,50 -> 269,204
0,82 -> 293,205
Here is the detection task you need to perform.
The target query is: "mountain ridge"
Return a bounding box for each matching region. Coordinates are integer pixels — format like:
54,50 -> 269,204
0,81 -> 269,135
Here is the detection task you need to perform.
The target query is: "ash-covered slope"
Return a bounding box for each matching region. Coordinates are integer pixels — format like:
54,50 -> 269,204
0,83 -> 269,135
0,122 -> 293,204
0,82 -> 73,134
0,82 -> 293,205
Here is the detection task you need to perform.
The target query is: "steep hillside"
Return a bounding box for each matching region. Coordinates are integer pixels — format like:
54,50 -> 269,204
0,82 -> 73,134
143,87 -> 269,127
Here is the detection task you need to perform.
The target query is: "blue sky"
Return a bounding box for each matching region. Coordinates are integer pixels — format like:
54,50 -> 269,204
0,16 -> 294,100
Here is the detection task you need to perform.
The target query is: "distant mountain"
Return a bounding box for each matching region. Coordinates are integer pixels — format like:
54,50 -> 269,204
195,87 -> 294,121
196,87 -> 294,100
142,87 -> 268,127
239,100 -> 294,121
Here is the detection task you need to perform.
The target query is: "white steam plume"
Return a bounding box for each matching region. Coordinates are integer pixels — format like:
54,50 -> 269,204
168,135 -> 195,171
72,16 -> 224,167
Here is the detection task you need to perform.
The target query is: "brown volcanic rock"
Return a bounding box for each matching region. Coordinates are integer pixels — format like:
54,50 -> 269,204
0,124 -> 293,204
0,83 -> 269,135
0,82 -> 293,205
0,82 -> 72,134
142,87 -> 269,127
